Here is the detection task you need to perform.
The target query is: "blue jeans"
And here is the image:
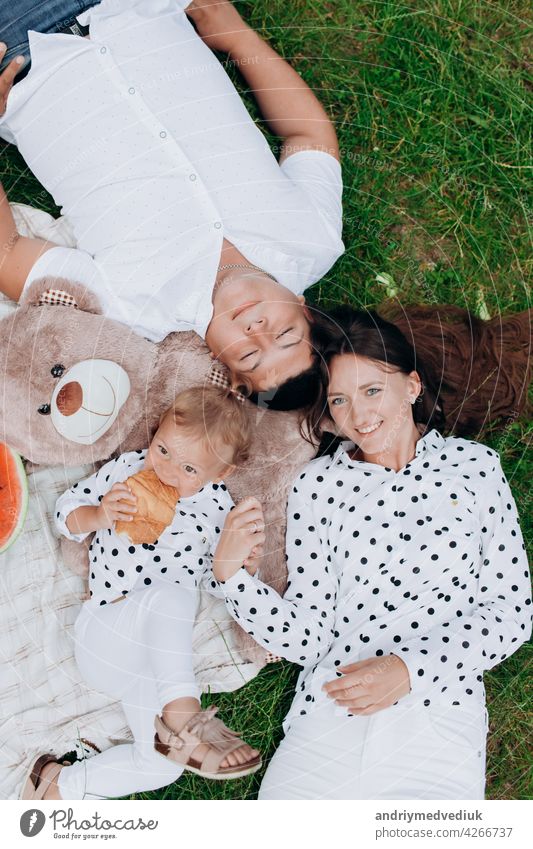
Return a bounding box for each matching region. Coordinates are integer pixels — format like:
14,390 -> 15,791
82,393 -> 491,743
0,0 -> 99,78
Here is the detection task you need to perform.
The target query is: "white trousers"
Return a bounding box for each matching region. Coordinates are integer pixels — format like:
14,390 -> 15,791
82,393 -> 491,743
259,697 -> 488,800
58,581 -> 199,800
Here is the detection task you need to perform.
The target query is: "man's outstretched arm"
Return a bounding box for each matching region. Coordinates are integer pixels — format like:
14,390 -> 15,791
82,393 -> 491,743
0,47 -> 56,301
0,182 -> 57,302
186,0 -> 339,162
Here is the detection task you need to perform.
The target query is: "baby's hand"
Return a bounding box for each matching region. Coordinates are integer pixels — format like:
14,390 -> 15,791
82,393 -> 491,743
213,497 -> 265,582
243,541 -> 264,576
96,482 -> 137,529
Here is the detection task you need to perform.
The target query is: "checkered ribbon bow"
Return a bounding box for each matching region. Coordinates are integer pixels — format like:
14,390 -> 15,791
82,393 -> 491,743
206,364 -> 247,404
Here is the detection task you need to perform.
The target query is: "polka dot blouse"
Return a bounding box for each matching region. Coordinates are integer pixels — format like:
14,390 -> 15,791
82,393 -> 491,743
211,430 -> 531,726
56,450 -> 233,606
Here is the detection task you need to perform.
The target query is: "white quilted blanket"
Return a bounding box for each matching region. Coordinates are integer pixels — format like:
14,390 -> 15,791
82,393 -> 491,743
0,205 -> 262,800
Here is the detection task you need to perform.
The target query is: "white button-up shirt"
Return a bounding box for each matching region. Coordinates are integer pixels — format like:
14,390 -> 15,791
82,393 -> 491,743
1,0 -> 344,341
211,430 -> 532,728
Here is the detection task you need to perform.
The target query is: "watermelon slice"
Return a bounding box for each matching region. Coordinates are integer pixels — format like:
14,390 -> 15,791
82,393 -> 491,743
0,443 -> 28,553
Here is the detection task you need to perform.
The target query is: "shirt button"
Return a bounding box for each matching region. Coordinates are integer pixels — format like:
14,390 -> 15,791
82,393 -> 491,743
159,130 -> 167,139
128,87 -> 135,95
189,173 -> 197,181
100,46 -> 107,54
214,221 -> 222,229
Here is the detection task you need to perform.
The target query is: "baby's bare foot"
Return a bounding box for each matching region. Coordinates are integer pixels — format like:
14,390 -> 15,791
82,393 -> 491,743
220,743 -> 259,768
161,699 -> 259,771
189,740 -> 259,769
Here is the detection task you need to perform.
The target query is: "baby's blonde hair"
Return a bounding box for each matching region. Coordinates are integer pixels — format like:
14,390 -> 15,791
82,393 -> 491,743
159,385 -> 251,467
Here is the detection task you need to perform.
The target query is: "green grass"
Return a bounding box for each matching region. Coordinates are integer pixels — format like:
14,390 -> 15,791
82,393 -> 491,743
1,0 -> 531,800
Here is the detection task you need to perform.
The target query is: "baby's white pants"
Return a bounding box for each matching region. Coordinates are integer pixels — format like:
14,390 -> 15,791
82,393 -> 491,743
58,580 -> 199,799
259,696 -> 488,800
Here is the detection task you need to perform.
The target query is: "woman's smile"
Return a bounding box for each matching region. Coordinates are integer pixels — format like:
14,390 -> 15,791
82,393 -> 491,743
353,421 -> 383,435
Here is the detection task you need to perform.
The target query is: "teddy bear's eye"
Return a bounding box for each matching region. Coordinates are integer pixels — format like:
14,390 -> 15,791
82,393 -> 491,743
51,364 -> 65,378
37,404 -> 51,416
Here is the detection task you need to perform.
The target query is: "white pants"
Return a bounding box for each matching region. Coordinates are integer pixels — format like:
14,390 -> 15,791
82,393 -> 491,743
259,697 -> 488,800
59,581 -> 199,800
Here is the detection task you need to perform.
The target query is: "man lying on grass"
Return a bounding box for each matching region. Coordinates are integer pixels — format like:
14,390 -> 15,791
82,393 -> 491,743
0,0 -> 343,396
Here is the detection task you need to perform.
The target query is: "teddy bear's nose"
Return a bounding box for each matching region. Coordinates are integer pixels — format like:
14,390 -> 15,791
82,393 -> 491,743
56,381 -> 83,417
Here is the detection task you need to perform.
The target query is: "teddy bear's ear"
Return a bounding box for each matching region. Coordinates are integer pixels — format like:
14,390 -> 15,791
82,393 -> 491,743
19,277 -> 103,314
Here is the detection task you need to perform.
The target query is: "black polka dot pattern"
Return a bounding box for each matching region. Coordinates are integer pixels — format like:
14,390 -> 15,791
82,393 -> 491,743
211,430 -> 531,724
55,450 -> 234,605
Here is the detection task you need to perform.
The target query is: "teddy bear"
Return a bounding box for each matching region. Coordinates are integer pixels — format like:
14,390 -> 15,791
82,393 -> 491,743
0,275 -> 318,662
1,273 -> 531,663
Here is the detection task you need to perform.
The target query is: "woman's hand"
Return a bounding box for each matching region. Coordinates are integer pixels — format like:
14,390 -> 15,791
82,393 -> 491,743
96,482 -> 137,529
213,496 -> 265,582
185,0 -> 253,55
322,654 -> 411,715
0,44 -> 24,115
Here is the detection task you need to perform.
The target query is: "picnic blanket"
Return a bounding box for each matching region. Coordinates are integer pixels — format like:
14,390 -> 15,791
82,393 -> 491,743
0,204 -> 263,800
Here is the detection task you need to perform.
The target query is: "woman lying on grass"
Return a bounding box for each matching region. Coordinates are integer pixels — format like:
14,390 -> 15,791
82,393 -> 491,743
209,306 -> 532,800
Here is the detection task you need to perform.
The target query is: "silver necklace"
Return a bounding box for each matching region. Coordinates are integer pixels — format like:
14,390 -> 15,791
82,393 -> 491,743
217,263 -> 278,282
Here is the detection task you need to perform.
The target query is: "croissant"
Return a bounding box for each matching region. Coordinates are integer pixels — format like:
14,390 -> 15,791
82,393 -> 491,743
115,469 -> 179,545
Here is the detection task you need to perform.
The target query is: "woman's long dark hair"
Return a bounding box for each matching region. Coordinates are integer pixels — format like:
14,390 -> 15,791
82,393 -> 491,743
257,302 -> 531,445
305,306 -> 446,446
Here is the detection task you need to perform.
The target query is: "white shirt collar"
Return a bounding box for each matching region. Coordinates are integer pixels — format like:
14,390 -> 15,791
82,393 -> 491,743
334,428 -> 445,471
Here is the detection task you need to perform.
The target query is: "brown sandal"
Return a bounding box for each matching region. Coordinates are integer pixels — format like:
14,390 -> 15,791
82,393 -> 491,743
154,706 -> 261,780
20,754 -> 70,800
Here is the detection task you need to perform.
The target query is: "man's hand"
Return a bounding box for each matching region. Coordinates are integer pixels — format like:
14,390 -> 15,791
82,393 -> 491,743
0,44 -> 24,115
213,496 -> 265,582
186,0 -> 252,55
322,655 -> 411,715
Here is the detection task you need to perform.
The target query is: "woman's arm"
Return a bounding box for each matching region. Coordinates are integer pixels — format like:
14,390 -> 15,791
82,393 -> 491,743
206,478 -> 339,665
186,0 -> 339,162
396,458 -> 532,698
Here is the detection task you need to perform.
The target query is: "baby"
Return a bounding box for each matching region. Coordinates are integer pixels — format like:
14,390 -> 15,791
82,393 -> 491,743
22,385 -> 265,800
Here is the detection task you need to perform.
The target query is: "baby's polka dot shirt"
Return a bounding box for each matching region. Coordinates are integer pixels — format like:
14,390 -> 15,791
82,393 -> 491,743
56,450 -> 233,606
